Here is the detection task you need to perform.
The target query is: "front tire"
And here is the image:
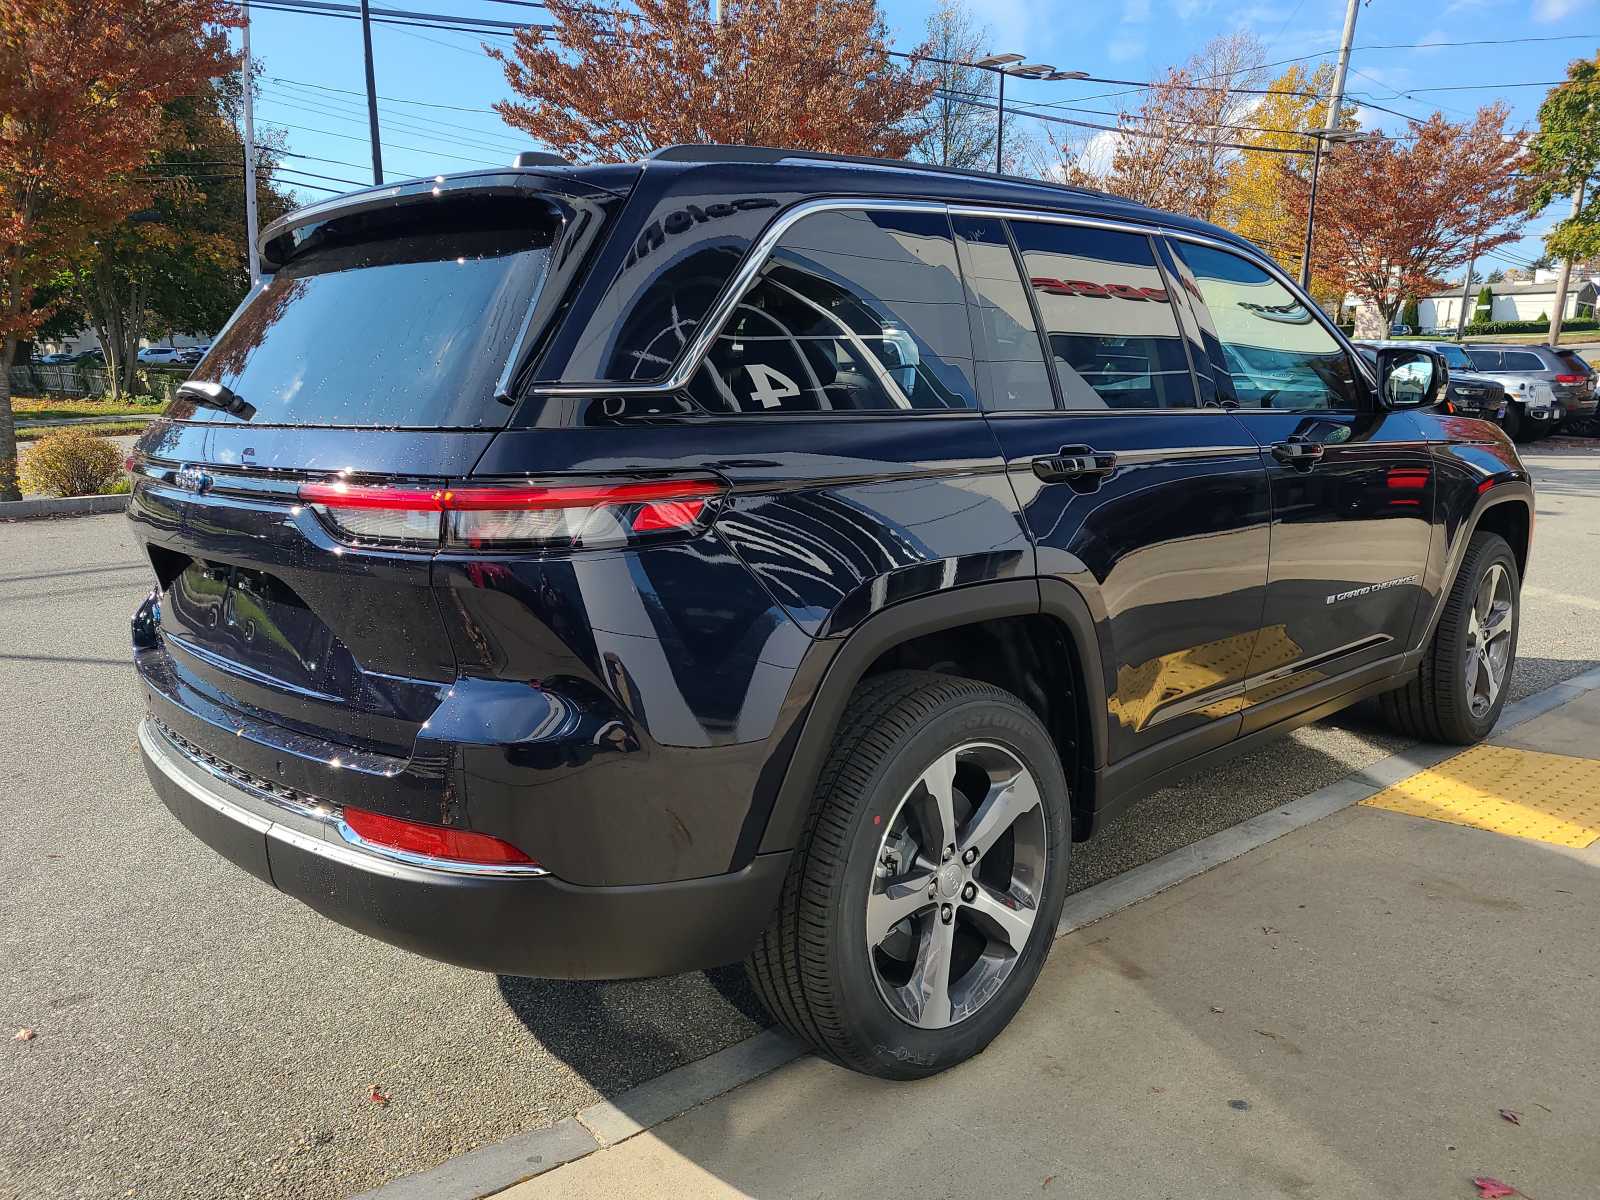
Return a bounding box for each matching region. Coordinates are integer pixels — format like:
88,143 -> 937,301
1380,531 -> 1520,744
746,670 -> 1070,1079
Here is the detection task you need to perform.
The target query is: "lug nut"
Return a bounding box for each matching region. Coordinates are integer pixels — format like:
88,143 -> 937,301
940,903 -> 954,924
962,847 -> 978,865
961,882 -> 977,902
941,845 -> 954,863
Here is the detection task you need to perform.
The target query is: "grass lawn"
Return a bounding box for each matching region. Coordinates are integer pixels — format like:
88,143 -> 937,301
16,420 -> 150,442
12,396 -> 164,421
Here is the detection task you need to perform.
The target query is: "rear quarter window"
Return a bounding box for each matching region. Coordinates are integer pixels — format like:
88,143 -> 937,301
1500,351 -> 1546,371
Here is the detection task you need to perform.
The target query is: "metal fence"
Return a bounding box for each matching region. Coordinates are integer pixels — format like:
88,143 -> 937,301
9,363 -> 191,401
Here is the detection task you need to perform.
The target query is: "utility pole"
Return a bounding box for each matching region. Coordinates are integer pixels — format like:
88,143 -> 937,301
1548,179 -> 1586,347
360,0 -> 383,184
1455,231 -> 1481,339
241,4 -> 261,288
1298,0 -> 1361,291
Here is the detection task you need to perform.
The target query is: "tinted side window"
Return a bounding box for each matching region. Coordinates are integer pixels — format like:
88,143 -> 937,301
1010,220 -> 1196,410
1502,351 -> 1545,371
951,215 -> 1054,411
1467,349 -> 1502,371
1172,241 -> 1362,412
687,209 -> 976,413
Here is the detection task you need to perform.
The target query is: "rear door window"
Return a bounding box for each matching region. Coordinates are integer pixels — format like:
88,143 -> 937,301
1467,349 -> 1502,371
184,195 -> 558,428
950,214 -> 1055,411
1010,220 -> 1196,410
1501,351 -> 1546,372
688,208 -> 977,413
1170,240 -> 1362,411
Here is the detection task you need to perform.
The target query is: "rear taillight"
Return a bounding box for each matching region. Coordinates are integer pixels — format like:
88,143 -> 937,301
298,477 -> 725,551
341,805 -> 538,867
1554,373 -> 1585,384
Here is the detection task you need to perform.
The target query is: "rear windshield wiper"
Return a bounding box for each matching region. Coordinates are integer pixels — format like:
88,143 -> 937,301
176,380 -> 256,420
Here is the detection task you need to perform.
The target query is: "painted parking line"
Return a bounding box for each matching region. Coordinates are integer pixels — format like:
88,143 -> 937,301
1361,743 -> 1600,848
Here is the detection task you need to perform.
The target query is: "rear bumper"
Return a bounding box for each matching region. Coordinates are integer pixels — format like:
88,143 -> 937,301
140,719 -> 790,979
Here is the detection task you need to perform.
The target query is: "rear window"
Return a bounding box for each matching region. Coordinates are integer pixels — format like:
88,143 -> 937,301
181,195 -> 558,427
1556,349 -> 1592,374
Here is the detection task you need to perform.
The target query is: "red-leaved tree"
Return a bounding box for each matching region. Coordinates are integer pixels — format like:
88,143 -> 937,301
0,0 -> 238,500
488,0 -> 933,164
1289,105 -> 1531,329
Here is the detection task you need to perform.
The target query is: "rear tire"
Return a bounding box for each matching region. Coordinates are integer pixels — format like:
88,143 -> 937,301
1380,531 -> 1520,744
746,670 -> 1070,1080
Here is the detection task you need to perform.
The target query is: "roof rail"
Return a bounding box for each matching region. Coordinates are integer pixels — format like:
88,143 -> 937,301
645,143 -> 1108,200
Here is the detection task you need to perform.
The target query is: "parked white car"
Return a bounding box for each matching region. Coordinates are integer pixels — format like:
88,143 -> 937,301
137,346 -> 185,364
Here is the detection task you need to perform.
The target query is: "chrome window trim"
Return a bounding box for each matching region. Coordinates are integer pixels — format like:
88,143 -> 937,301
525,195 -> 1374,402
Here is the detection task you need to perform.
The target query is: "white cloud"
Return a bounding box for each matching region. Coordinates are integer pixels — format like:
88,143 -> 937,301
1533,0 -> 1589,19
1124,0 -> 1153,22
1078,130 -> 1123,175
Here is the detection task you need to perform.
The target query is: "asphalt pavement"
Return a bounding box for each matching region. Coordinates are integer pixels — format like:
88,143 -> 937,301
3,448 -> 1598,1200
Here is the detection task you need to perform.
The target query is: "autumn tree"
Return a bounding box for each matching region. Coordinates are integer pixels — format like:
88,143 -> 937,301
908,0 -> 997,171
1049,32 -> 1266,222
488,0 -> 932,163
1217,63 -> 1353,292
0,0 -> 238,500
57,76 -> 294,400
1287,105 -> 1529,329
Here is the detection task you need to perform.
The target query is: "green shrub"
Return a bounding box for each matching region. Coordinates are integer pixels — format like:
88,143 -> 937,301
1460,317 -> 1600,336
18,428 -> 124,497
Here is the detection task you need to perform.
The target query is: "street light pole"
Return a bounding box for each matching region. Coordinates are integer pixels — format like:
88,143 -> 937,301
241,3 -> 261,288
360,0 -> 383,184
996,68 -> 1006,175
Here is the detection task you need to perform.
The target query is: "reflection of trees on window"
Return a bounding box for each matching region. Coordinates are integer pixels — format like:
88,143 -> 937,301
203,279 -> 307,382
687,209 -> 976,414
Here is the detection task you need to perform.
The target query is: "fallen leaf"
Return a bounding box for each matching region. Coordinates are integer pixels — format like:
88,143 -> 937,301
1209,1005 -> 1225,1014
368,1086 -> 389,1107
1041,1177 -> 1053,1189
1498,1108 -> 1521,1125
1261,926 -> 1280,935
12,1029 -> 33,1042
1473,1177 -> 1517,1198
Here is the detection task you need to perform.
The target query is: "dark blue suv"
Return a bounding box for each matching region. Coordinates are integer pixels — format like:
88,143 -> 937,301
129,147 -> 1533,1079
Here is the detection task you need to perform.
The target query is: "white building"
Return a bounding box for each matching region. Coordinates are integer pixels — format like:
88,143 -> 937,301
1349,271 -> 1600,336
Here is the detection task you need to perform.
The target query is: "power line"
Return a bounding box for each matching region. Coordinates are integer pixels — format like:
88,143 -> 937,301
272,75 -> 503,115
256,116 -> 504,166
258,89 -> 528,154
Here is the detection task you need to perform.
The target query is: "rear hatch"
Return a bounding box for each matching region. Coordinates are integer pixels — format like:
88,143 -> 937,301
128,174 -> 620,811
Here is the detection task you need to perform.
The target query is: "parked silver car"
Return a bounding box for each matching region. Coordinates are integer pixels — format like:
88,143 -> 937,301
1466,344 -> 1597,433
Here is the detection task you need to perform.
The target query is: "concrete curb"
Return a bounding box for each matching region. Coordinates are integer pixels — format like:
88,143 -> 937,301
0,494 -> 128,520
361,666 -> 1600,1200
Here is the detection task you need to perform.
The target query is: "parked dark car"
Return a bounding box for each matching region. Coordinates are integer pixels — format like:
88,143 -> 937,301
128,147 -> 1533,1080
1467,343 -> 1597,431
1356,339 -> 1508,425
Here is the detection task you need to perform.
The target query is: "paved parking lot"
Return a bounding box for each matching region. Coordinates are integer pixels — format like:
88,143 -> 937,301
3,449 -> 1599,1200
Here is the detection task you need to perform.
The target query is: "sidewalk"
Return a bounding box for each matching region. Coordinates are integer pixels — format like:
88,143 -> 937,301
500,690 -> 1600,1200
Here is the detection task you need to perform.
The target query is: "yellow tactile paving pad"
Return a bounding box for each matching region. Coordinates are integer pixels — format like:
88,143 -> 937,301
1361,744 -> 1600,848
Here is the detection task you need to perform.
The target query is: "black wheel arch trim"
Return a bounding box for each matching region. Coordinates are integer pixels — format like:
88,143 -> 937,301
740,577 -> 1109,866
1416,480 -> 1533,651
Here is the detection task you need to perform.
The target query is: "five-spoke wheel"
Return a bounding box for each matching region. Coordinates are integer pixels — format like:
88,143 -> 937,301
1464,560 -> 1514,719
866,743 -> 1047,1029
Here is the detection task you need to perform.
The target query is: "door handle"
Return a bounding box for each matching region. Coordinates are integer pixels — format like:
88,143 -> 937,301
1270,439 -> 1325,468
1031,446 -> 1118,483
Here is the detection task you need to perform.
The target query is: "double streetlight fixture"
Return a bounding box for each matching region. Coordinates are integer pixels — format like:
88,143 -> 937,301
972,53 -> 1089,174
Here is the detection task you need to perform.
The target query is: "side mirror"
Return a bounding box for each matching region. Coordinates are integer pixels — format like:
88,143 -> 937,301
1375,346 -> 1447,409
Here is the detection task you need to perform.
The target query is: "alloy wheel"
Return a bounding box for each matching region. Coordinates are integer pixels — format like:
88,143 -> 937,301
865,741 -> 1048,1030
1464,561 -> 1514,718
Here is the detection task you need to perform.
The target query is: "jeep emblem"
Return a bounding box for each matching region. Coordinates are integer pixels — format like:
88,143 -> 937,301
174,465 -> 213,494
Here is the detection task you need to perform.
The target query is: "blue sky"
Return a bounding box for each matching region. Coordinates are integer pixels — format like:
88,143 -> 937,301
239,0 -> 1600,271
